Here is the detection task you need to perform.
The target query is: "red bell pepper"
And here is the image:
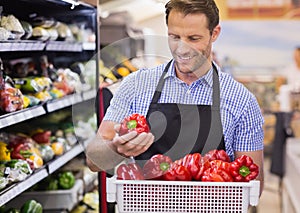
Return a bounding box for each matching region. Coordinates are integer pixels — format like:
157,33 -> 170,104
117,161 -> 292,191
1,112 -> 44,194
10,143 -> 32,160
204,149 -> 231,162
119,113 -> 150,135
143,154 -> 173,180
201,166 -> 233,182
31,130 -> 52,144
209,159 -> 231,174
174,153 -> 210,181
230,155 -> 259,182
116,161 -> 145,180
163,163 -> 192,181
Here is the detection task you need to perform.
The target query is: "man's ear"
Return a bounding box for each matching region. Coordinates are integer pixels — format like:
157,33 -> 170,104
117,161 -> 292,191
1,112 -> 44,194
211,25 -> 221,42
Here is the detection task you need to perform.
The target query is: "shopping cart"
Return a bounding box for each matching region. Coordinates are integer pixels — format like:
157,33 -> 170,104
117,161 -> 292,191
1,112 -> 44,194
106,176 -> 260,213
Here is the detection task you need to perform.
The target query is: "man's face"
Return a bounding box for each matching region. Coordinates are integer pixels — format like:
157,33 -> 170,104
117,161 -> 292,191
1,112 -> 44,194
167,10 -> 220,77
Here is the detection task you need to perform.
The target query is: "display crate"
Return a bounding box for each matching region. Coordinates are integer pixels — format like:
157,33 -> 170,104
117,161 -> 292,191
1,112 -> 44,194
106,176 -> 260,213
7,179 -> 84,211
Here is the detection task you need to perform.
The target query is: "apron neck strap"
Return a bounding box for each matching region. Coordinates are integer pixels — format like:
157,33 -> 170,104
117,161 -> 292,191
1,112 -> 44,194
152,60 -> 220,107
212,62 -> 220,108
151,60 -> 172,104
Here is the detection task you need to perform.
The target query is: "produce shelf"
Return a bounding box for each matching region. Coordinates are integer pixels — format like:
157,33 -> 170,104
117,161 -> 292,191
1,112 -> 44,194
45,94 -> 83,112
82,89 -> 96,101
0,41 -> 46,52
47,143 -> 84,174
0,105 -> 46,129
46,41 -> 82,52
0,168 -> 48,206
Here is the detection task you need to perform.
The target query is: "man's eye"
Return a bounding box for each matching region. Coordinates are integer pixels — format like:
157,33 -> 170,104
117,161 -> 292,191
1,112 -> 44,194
189,37 -> 201,41
169,35 -> 179,40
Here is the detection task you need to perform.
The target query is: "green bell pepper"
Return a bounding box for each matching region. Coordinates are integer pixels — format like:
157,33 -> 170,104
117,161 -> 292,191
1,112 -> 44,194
20,200 -> 42,213
58,171 -> 75,189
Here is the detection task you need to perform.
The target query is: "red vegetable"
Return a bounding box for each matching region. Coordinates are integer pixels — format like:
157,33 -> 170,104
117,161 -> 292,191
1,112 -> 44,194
201,166 -> 233,182
204,149 -> 231,162
0,85 -> 24,112
230,155 -> 259,182
174,153 -> 210,181
116,161 -> 145,180
210,159 -> 231,174
143,154 -> 173,180
32,130 -> 52,144
119,113 -> 150,135
10,143 -> 32,160
163,163 -> 192,181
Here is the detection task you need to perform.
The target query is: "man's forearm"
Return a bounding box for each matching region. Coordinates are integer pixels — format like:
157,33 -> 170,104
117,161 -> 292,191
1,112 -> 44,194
86,134 -> 125,172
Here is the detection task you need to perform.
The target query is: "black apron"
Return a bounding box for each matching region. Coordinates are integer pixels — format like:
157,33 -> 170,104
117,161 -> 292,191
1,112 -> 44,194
136,60 -> 225,161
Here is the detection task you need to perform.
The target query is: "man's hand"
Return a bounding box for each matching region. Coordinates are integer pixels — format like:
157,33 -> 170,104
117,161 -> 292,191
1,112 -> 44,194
112,124 -> 155,157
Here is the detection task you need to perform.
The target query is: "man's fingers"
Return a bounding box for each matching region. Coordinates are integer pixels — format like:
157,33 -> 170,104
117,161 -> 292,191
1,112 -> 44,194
114,131 -> 138,145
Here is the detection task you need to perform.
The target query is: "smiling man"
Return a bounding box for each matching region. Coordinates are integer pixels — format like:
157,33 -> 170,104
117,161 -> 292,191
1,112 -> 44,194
86,0 -> 264,196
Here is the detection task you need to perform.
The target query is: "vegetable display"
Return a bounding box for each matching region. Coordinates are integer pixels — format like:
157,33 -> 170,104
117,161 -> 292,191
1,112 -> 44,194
119,113 -> 150,135
115,149 -> 259,182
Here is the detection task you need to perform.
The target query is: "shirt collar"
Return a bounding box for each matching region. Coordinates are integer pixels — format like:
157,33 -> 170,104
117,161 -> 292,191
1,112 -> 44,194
164,60 -> 220,87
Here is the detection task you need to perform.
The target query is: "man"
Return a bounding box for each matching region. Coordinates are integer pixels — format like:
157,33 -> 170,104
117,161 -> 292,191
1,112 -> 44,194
86,0 -> 264,195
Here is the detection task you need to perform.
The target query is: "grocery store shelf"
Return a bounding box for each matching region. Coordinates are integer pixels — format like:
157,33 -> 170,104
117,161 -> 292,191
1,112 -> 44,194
46,94 -> 83,112
0,105 -> 46,129
46,41 -> 82,52
0,168 -> 48,206
0,41 -> 95,52
0,90 -> 96,129
82,42 -> 96,50
0,140 -> 91,206
0,41 -> 46,51
47,143 -> 84,174
82,89 -> 96,101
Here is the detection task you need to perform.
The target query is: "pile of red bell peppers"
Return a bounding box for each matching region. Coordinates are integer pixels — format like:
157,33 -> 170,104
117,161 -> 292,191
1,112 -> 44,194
116,114 -> 259,182
116,149 -> 259,182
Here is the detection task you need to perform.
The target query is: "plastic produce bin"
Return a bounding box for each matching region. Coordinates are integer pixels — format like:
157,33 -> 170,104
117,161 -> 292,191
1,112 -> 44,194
106,176 -> 260,213
7,179 -> 84,211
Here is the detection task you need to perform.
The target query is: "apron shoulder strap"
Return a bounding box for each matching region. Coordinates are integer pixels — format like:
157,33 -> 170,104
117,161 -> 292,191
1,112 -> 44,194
151,60 -> 173,104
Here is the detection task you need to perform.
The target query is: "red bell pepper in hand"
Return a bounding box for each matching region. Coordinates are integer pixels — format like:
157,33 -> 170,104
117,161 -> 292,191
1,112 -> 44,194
201,166 -> 233,182
163,163 -> 192,181
143,154 -> 173,180
175,153 -> 210,181
204,149 -> 231,162
119,113 -> 150,135
116,161 -> 145,180
230,155 -> 259,182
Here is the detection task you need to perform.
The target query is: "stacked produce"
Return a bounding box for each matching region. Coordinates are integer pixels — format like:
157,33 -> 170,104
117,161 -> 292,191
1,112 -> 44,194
0,125 -> 77,191
0,12 -> 95,42
116,113 -> 259,182
117,150 -> 259,182
0,56 -> 83,113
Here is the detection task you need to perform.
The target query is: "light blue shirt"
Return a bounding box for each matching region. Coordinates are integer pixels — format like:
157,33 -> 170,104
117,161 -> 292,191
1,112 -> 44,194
104,61 -> 264,160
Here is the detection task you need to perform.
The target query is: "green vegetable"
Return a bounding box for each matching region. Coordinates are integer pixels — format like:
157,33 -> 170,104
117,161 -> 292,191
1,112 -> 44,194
4,208 -> 20,213
58,171 -> 75,189
20,200 -> 42,213
46,178 -> 58,190
5,159 -> 32,175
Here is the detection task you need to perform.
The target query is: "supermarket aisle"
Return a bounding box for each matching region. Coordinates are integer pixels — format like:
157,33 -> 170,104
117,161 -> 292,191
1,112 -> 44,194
254,156 -> 282,213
